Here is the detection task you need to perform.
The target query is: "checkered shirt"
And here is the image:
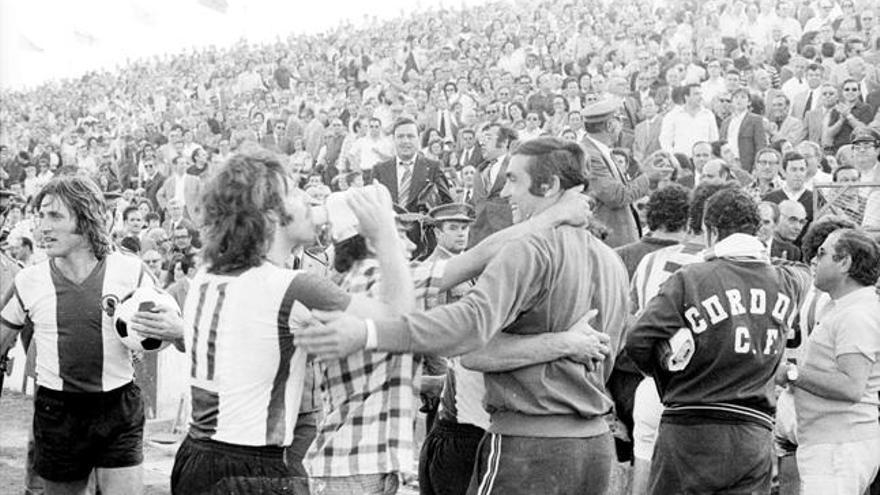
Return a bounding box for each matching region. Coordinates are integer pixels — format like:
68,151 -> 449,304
306,257 -> 448,477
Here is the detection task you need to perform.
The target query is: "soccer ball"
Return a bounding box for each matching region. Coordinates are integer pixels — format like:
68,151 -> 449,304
113,286 -> 180,352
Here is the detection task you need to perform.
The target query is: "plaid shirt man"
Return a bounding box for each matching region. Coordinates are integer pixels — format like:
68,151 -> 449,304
307,258 -> 448,477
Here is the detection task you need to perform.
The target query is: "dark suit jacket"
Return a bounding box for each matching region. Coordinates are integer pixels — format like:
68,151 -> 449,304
372,154 -> 451,212
260,134 -> 296,155
582,135 -> 651,248
143,172 -> 166,212
719,112 -> 768,173
770,234 -> 802,262
866,88 -> 880,117
457,146 -> 484,168
468,155 -> 512,248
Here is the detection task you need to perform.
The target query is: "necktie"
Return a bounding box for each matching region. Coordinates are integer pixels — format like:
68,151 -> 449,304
803,91 -> 813,118
440,112 -> 447,138
399,163 -> 412,206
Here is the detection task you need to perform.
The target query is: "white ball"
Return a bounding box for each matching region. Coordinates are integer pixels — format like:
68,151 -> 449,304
113,286 -> 180,352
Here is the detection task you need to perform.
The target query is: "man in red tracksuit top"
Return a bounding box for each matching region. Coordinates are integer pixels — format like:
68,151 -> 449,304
626,187 -> 811,494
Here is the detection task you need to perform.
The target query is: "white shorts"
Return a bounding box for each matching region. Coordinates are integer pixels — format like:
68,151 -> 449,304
797,437 -> 880,495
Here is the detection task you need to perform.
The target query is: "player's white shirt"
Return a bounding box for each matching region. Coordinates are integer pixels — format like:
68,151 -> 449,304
184,263 -> 348,447
1,251 -> 153,392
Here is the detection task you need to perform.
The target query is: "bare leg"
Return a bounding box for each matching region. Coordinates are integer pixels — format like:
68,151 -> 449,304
95,465 -> 143,495
43,478 -> 89,495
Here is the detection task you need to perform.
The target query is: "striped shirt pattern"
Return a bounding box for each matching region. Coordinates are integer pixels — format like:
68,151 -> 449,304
1,252 -> 152,393
307,258 -> 447,477
630,241 -> 705,315
184,264 -> 350,447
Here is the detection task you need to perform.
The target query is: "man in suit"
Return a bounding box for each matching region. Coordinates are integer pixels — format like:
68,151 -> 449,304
260,119 -> 296,155
719,88 -> 768,173
141,155 -> 166,212
156,155 -> 203,226
767,92 -> 807,145
804,83 -> 839,146
582,99 -> 664,248
757,201 -> 801,261
790,63 -> 825,119
456,129 -> 483,168
632,96 -> 663,163
467,123 -> 518,248
372,118 -> 451,214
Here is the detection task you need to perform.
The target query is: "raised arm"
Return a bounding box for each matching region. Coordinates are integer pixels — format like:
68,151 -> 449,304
348,185 -> 415,315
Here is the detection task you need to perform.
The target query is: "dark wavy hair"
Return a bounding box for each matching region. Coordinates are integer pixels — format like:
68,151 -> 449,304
688,181 -> 738,235
34,175 -> 111,259
647,184 -> 690,232
333,235 -> 369,274
829,228 -> 880,286
703,187 -> 761,240
800,215 -> 857,262
511,136 -> 588,195
200,149 -> 292,274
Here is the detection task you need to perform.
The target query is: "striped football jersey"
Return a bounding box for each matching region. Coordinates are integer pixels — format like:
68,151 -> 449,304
183,263 -> 349,447
1,252 -> 154,392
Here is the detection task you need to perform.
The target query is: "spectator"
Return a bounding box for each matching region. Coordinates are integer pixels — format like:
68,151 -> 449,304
659,84 -> 720,156
583,99 -> 663,247
720,87 -> 768,173
763,151 -> 817,245
156,155 -> 202,226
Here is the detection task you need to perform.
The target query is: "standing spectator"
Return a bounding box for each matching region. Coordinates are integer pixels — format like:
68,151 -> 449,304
353,117 -> 394,180
455,129 -> 484,169
781,228 -> 880,495
791,64 -> 826,120
659,84 -> 720,156
763,151 -> 817,244
140,156 -> 165,213
373,118 -> 451,213
805,83 -> 839,147
468,123 -> 517,247
632,97 -> 663,164
315,118 -> 348,184
720,88 -> 769,173
583,100 -> 663,247
767,92 -> 806,146
156,155 -> 202,226
748,148 -> 784,199
826,79 -> 874,153
757,201 -> 801,261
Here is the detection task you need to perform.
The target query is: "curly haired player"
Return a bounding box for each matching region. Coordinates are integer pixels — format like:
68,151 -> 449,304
626,187 -> 811,494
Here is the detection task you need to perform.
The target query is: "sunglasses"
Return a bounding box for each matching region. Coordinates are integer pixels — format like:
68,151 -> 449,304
719,98 -> 731,103
843,88 -> 860,92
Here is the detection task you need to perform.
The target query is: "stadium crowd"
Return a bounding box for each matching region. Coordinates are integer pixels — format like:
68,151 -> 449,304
1,0 -> 880,493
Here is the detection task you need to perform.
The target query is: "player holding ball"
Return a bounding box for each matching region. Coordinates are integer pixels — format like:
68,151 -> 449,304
0,175 -> 183,495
